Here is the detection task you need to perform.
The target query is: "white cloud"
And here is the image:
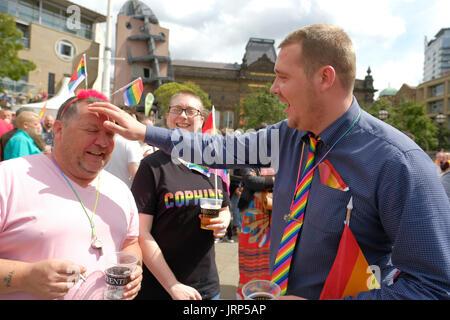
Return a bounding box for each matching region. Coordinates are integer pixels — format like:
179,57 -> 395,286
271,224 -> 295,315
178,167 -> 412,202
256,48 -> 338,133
71,0 -> 448,95
371,51 -> 424,97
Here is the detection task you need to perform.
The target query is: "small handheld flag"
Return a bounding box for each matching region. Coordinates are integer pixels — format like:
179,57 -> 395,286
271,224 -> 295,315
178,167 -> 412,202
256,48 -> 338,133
201,106 -> 223,199
202,105 -> 216,134
39,102 -> 47,119
319,197 -> 380,299
122,78 -> 143,106
68,54 -> 87,93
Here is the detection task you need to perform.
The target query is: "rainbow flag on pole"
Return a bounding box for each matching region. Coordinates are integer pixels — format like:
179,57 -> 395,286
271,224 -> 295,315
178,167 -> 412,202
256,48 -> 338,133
68,54 -> 87,93
319,222 -> 380,299
39,102 -> 47,119
123,78 -> 143,106
202,105 -> 216,134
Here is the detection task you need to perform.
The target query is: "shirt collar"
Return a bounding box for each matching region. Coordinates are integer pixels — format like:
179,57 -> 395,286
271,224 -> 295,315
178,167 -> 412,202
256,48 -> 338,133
315,96 -> 361,149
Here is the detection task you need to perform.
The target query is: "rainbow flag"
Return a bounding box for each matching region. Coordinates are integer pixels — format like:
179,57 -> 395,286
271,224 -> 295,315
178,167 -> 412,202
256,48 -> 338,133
318,159 -> 347,190
39,102 -> 47,119
319,223 -> 380,299
123,78 -> 143,106
68,55 -> 87,93
202,106 -> 216,134
188,163 -> 211,177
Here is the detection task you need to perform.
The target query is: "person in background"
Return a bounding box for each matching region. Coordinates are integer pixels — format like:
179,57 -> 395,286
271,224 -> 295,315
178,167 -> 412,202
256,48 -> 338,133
104,132 -> 143,189
0,109 -> 13,124
236,123 -> 275,298
438,152 -> 450,199
42,114 -> 55,148
3,111 -> 42,160
0,89 -> 142,300
136,113 -> 157,157
132,90 -> 230,300
435,149 -> 450,176
0,109 -> 14,138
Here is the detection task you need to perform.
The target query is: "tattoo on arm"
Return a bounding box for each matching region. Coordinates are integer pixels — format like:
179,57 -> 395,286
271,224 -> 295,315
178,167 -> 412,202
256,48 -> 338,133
3,271 -> 14,288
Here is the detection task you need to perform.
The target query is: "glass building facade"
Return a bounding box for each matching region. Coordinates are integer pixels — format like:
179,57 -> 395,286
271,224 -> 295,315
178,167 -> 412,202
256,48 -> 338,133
424,28 -> 450,82
0,0 -> 94,40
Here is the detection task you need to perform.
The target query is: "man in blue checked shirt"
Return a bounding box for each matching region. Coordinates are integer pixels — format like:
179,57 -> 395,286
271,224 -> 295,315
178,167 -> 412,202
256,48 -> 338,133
89,24 -> 450,299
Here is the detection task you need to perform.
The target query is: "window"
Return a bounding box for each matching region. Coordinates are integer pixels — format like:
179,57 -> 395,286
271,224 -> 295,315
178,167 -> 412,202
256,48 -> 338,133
0,0 -> 8,14
214,111 -> 221,129
17,0 -> 39,23
428,100 -> 444,114
143,67 -> 150,78
223,111 -> 234,128
430,83 -> 444,97
42,2 -> 64,29
56,40 -> 76,61
16,22 -> 30,49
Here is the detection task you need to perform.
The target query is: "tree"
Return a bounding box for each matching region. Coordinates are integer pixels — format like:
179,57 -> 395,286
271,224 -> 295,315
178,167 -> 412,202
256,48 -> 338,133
153,81 -> 212,115
239,83 -> 286,130
367,97 -> 439,151
0,13 -> 35,88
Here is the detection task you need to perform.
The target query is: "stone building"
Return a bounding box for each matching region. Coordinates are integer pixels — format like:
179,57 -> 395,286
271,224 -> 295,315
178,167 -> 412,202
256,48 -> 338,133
353,67 -> 377,107
173,38 -> 277,129
174,49 -> 377,128
0,0 -> 106,98
112,0 -> 173,107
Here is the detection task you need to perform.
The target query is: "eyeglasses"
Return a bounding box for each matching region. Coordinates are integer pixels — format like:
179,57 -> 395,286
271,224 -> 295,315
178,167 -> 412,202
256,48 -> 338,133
168,106 -> 202,117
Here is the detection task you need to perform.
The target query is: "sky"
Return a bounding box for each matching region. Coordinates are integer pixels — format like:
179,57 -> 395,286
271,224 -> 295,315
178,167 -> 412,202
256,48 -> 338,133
75,0 -> 450,98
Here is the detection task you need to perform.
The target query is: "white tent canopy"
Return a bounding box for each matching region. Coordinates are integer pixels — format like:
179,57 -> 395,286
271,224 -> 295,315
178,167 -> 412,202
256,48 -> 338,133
12,77 -> 75,118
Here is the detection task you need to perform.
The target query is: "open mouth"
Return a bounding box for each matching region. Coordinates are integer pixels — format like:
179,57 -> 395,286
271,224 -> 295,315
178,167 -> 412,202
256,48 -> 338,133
176,122 -> 191,129
86,151 -> 105,158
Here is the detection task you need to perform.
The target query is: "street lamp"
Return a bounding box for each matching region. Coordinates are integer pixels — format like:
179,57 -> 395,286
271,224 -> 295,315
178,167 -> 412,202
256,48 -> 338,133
378,109 -> 389,121
436,113 -> 446,151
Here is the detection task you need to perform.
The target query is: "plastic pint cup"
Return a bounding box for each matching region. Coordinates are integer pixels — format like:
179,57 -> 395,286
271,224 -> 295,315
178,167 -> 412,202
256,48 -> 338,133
199,198 -> 222,230
104,252 -> 138,300
242,279 -> 281,300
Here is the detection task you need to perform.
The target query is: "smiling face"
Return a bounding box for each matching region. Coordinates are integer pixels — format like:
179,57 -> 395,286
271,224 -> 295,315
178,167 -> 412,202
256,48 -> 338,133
165,92 -> 204,133
270,42 -> 318,131
53,100 -> 115,186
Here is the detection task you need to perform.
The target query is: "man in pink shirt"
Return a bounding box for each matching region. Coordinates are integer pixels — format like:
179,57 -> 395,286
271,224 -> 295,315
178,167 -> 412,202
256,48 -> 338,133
0,109 -> 13,137
0,90 -> 142,300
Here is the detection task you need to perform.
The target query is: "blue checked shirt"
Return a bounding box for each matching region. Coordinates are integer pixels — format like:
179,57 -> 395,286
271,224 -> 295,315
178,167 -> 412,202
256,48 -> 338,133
145,98 -> 450,299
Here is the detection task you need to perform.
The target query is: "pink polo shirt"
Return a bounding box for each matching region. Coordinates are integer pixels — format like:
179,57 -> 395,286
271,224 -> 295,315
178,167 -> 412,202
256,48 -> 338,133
0,154 -> 139,299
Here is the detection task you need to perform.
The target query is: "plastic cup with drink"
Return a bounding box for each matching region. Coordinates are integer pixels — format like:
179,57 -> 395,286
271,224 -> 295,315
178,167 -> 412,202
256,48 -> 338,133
242,279 -> 281,300
104,252 -> 138,300
199,197 -> 222,230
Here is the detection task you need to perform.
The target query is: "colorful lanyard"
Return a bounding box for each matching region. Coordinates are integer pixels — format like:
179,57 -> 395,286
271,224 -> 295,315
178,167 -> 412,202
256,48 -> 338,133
51,153 -> 102,250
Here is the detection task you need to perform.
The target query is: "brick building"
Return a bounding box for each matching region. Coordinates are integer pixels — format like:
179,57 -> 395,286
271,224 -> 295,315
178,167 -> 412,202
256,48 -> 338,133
173,38 -> 277,129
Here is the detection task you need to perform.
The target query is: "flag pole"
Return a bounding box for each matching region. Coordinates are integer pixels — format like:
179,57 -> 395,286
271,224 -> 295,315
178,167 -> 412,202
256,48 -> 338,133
111,77 -> 141,97
83,54 -> 88,89
212,105 -> 218,200
345,196 -> 353,226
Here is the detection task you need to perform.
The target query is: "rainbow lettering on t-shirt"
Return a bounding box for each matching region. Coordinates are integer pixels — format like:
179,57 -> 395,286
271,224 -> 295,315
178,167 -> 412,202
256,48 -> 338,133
164,189 -> 223,208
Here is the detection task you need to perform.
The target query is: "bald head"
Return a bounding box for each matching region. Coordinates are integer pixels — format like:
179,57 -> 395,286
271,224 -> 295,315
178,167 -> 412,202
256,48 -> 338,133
44,114 -> 54,130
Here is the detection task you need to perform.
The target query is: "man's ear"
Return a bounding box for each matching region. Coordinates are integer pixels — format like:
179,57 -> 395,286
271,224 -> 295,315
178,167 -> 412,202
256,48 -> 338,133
52,120 -> 63,138
316,65 -> 336,92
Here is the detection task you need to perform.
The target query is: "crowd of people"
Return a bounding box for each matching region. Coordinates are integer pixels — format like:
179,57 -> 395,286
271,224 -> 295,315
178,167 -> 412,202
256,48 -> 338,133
0,24 -> 449,300
1,90 -> 48,108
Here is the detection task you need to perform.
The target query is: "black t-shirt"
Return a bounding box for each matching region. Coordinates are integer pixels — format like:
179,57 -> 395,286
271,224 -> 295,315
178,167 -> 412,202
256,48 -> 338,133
131,150 -> 230,300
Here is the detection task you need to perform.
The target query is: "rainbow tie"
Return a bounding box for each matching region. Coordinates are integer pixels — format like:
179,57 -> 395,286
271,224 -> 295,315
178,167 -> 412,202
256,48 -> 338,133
271,135 -> 318,295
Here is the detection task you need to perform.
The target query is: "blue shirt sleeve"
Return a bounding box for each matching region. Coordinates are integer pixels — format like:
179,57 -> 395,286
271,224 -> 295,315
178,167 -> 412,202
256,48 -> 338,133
348,149 -> 450,299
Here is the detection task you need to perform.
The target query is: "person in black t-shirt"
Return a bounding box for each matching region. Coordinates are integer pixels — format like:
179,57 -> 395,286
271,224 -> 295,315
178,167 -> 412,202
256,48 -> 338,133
132,91 -> 231,300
